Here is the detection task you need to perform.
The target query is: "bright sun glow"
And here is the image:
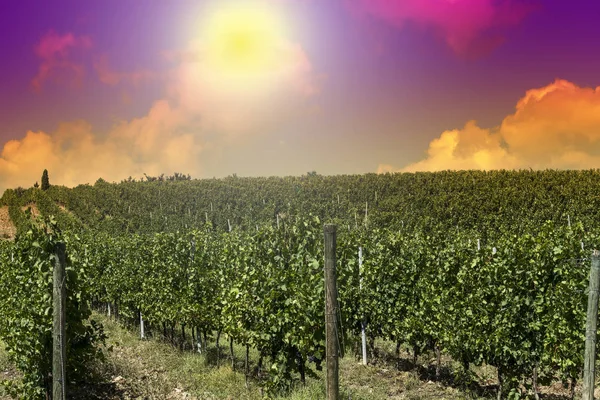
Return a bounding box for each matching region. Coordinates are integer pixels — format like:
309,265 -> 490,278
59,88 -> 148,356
202,2 -> 288,85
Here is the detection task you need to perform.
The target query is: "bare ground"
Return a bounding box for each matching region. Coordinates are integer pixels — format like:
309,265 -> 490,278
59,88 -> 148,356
0,207 -> 15,240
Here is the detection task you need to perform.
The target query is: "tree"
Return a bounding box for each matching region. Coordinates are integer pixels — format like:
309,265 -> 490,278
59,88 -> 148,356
34,182 -> 39,189
41,169 -> 50,190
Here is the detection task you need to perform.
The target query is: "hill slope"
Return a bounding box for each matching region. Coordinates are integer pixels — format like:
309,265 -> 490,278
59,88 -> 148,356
3,169 -> 600,237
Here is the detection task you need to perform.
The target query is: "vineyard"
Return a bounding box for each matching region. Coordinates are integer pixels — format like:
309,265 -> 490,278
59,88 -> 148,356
2,170 -> 600,398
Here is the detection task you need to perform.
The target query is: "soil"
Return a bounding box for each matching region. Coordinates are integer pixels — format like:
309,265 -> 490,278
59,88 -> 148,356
0,207 -> 16,240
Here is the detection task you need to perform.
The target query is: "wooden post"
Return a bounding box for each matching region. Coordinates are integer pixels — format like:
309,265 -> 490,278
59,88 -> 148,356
359,247 -> 367,366
583,250 -> 600,400
245,344 -> 250,388
230,337 -> 235,369
53,242 -> 67,400
324,224 -> 339,400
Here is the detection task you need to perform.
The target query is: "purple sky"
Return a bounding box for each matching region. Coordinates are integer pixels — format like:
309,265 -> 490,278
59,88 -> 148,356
2,0 -> 600,189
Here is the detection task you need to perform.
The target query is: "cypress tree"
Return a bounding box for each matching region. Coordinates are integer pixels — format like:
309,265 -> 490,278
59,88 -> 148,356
41,169 -> 50,191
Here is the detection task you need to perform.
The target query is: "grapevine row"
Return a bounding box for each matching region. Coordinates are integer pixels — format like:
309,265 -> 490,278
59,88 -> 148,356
1,212 -> 598,397
78,218 -> 595,396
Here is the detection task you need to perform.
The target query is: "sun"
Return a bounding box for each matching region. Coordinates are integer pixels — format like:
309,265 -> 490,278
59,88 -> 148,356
201,2 -> 288,84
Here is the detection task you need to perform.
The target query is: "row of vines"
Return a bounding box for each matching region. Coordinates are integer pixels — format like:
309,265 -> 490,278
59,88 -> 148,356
0,208 -> 597,398
78,217 -> 596,398
0,218 -> 104,398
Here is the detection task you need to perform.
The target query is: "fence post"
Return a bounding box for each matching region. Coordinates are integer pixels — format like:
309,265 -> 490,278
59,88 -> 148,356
583,250 -> 600,400
53,242 -> 67,400
324,224 -> 339,400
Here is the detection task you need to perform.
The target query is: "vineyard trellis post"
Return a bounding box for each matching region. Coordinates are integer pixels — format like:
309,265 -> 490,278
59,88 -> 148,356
582,250 -> 600,400
53,242 -> 67,400
359,246 -> 367,366
140,311 -> 145,339
324,224 -> 340,400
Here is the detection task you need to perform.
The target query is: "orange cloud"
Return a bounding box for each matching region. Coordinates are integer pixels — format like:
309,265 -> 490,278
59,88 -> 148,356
1,29 -> 319,191
382,79 -> 600,173
31,31 -> 92,92
0,102 -> 203,190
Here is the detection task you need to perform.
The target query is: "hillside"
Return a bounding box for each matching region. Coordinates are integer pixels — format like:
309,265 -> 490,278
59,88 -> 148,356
2,170 -> 600,238
3,170 -> 600,398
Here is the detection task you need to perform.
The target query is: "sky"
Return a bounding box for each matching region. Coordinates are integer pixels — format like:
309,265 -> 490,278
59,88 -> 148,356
2,0 -> 600,190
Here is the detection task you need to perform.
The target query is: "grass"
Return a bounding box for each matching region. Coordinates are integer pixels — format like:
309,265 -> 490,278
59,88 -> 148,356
0,341 -> 20,400
67,313 -> 491,400
0,343 -> 9,373
0,315 -> 585,399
